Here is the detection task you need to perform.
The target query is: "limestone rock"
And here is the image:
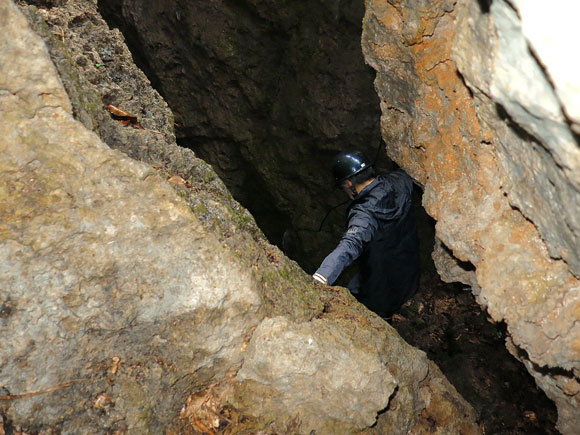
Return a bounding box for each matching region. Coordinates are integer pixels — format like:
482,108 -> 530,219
1,0 -> 480,433
486,1 -> 580,279
19,0 -> 182,174
311,291 -> 481,435
452,2 -> 580,432
512,0 -> 580,128
235,316 -> 395,433
1,1 -> 264,432
362,0 -> 580,432
17,0 -> 324,324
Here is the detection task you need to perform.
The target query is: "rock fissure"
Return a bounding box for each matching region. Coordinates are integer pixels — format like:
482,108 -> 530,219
425,58 -> 452,73
0,88 -> 24,97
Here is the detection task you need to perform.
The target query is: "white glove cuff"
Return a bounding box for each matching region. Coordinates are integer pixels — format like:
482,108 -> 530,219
312,273 -> 328,284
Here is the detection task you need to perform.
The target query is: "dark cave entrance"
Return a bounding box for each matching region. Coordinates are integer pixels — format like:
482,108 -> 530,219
97,0 -> 391,276
97,1 -> 558,433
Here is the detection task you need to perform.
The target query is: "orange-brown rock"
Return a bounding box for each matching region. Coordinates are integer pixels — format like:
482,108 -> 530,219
362,0 -> 580,433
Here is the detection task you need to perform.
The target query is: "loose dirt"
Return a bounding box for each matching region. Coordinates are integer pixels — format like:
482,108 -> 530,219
391,277 -> 559,435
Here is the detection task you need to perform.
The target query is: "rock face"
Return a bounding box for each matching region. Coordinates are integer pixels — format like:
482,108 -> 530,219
361,0 -> 580,432
1,1 -> 264,432
1,0 -> 480,433
236,317 -> 396,432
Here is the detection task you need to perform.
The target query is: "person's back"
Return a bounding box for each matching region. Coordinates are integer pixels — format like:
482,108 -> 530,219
312,150 -> 420,318
349,170 -> 419,315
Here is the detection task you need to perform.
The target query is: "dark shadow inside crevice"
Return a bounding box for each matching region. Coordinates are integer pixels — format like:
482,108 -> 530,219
97,0 -> 384,274
393,285 -> 558,434
476,0 -> 493,13
177,135 -> 293,247
495,102 -> 543,146
440,241 -> 476,273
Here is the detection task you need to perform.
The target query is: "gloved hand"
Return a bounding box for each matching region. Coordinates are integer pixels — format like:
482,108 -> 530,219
312,273 -> 328,284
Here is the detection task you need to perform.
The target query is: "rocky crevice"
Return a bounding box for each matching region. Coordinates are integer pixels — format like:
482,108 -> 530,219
1,1 -> 481,433
96,0 -> 390,276
3,0 -> 580,432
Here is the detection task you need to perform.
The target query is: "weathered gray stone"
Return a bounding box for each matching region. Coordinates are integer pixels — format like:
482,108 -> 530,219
488,1 -> 580,274
512,0 -> 580,128
451,2 -> 580,432
232,294 -> 481,435
235,316 -> 395,433
1,0 -> 265,431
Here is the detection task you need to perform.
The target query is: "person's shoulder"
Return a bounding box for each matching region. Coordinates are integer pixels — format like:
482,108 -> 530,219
385,169 -> 412,184
383,169 -> 410,180
347,194 -> 375,219
377,171 -> 412,197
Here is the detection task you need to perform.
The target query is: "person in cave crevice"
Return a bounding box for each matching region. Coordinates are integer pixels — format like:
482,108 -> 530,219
312,150 -> 420,319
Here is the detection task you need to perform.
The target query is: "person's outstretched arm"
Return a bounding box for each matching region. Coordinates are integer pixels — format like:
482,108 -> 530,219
313,207 -> 377,285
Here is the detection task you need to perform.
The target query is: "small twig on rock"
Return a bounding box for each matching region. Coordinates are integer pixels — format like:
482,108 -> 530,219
145,128 -> 167,136
0,381 -> 76,401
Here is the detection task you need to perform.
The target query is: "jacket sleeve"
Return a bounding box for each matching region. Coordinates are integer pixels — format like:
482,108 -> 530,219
314,207 -> 378,285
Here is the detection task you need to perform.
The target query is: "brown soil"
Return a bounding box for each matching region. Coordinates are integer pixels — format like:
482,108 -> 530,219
391,277 -> 559,435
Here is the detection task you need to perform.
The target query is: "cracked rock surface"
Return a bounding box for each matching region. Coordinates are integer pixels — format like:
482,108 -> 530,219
1,1 -> 480,433
362,0 -> 580,432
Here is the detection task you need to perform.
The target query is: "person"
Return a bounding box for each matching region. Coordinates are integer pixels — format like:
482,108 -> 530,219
312,150 -> 420,318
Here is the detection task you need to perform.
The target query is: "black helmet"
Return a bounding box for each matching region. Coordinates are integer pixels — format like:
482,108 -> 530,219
332,150 -> 372,184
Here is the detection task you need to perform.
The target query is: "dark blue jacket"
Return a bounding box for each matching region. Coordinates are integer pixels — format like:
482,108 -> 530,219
315,170 -> 419,313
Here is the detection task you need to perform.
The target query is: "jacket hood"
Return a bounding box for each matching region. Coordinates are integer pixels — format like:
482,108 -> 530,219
349,172 -> 413,221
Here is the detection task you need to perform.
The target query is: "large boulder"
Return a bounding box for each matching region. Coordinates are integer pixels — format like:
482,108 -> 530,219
1,1 -> 479,433
1,1 -> 264,432
361,0 -> 580,432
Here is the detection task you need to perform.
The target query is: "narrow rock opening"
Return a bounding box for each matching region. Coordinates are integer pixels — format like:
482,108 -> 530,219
92,1 -> 557,432
97,0 -> 401,276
